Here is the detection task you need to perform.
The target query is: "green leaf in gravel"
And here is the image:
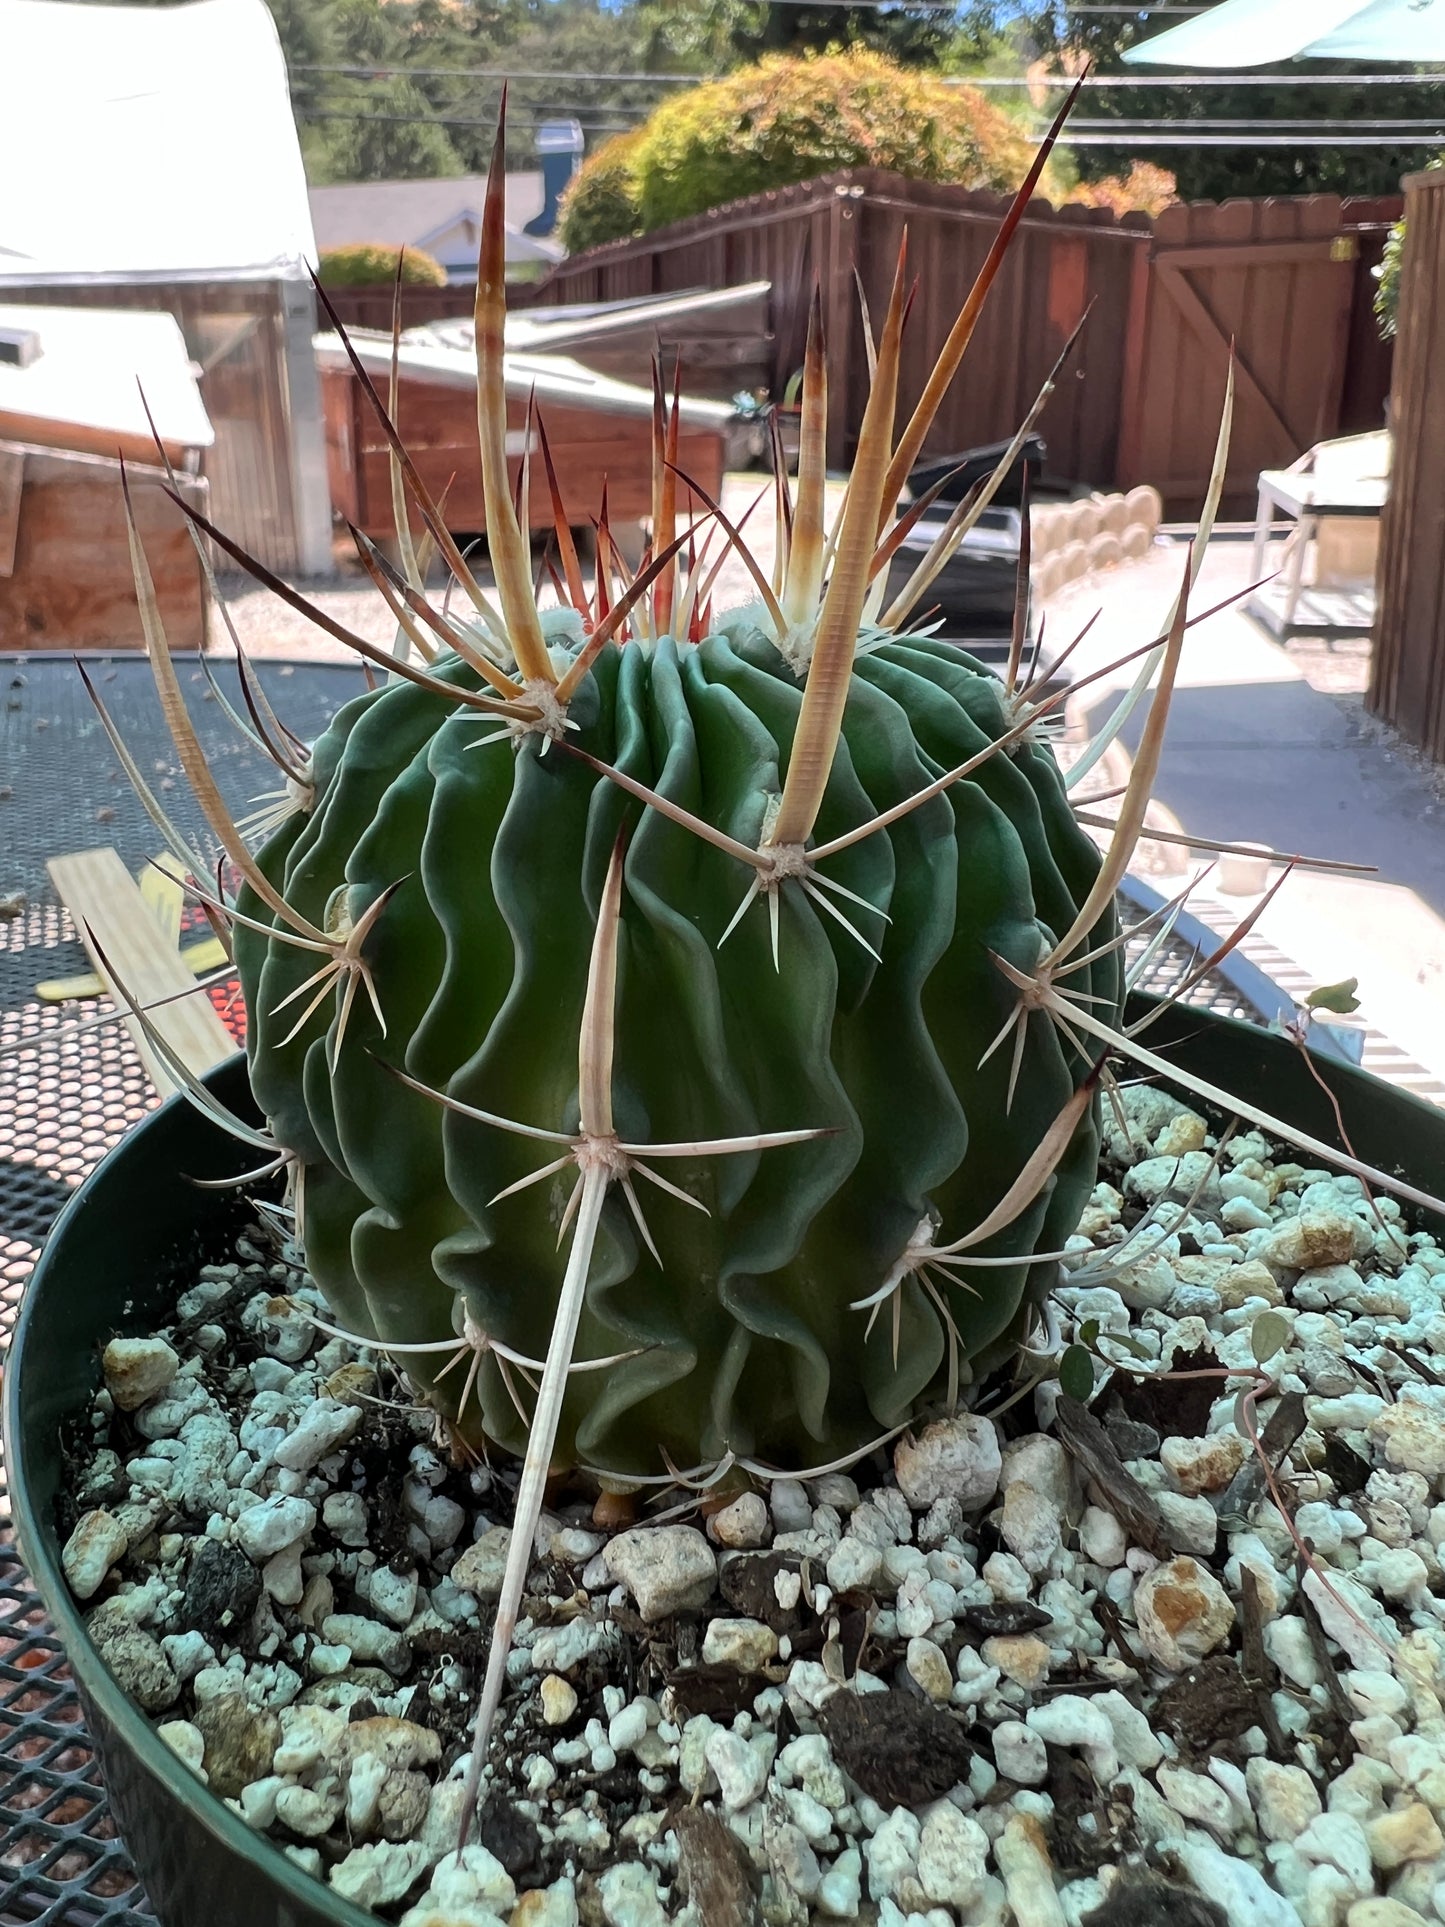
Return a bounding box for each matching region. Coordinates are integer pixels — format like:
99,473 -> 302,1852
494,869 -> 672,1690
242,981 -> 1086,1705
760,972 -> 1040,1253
1109,1331 -> 1154,1360
1250,1309 -> 1289,1365
1059,1343 -> 1095,1402
1079,1318 -> 1100,1349
1307,977 -> 1361,1015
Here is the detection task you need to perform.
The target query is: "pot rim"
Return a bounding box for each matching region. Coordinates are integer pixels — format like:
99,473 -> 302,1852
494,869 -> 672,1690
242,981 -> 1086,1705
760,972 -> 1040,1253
2,1057 -> 380,1927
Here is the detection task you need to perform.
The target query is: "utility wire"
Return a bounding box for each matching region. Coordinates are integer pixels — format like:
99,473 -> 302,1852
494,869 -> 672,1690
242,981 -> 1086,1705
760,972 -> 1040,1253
1005,70 -> 1445,85
1065,115 -> 1445,127
294,107 -> 640,132
294,98 -> 1440,142
1068,128 -> 1439,142
291,73 -> 1445,141
289,62 -> 1445,88
707,0 -> 966,8
293,83 -> 1445,136
291,66 -> 705,82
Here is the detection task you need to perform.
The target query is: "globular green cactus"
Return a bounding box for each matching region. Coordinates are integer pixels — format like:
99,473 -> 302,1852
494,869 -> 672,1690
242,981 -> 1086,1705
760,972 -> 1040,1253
237,606 -> 1119,1476
219,119 -> 1130,1483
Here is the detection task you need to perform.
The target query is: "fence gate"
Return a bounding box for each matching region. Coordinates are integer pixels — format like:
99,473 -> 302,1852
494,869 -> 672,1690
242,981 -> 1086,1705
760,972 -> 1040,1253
1117,198 -> 1364,514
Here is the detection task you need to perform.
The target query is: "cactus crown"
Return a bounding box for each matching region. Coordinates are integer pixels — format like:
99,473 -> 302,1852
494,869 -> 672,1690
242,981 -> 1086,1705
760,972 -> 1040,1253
98,96 -> 1445,1820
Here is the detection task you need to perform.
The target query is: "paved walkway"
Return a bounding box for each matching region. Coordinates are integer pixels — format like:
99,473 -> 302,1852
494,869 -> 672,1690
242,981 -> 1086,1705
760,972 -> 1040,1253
1048,538 -> 1445,1096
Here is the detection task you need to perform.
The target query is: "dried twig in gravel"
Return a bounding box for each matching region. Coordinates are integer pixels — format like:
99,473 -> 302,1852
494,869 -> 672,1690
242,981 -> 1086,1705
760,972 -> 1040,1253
1054,1394 -> 1174,1559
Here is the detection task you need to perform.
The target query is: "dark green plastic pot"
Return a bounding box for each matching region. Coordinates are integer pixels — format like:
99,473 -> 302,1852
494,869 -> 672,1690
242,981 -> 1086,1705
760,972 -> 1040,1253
3,1054 -> 377,1927
6,1001 -> 1445,1924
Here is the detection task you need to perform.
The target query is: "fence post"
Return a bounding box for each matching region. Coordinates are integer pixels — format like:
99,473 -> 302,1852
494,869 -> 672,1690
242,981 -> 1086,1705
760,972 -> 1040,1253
822,187 -> 856,468
1114,233 -> 1155,491
1369,169 -> 1445,760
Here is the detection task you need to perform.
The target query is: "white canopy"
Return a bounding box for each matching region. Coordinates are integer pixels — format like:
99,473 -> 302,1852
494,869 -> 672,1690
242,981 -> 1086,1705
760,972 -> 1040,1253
1122,0 -> 1445,65
0,0 -> 316,283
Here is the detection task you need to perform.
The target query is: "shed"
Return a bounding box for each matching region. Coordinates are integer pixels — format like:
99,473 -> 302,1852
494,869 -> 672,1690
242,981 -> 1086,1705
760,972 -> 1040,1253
0,305 -> 212,647
0,0 -> 331,576
506,283 -> 775,402
316,330 -> 732,549
0,305 -> 213,467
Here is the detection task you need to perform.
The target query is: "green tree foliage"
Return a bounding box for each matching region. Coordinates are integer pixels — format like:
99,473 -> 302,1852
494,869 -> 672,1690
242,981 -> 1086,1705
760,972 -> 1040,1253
289,0 -> 682,184
631,0 -> 963,68
1024,1 -> 1439,200
1374,154 -> 1443,337
307,74 -> 467,183
560,47 -> 1038,247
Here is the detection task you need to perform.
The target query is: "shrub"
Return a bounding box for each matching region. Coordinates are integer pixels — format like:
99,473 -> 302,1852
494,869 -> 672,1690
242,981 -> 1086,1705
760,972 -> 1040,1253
1062,161 -> 1177,219
317,243 -> 448,288
1374,156 -> 1441,340
558,49 -> 1044,248
555,54 -> 1175,253
632,50 -> 1033,231
557,129 -> 646,253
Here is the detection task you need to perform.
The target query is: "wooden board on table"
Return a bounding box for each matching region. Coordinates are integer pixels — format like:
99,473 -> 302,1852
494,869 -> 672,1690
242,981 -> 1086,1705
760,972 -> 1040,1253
36,934 -> 228,1003
36,855 -> 217,1000
0,446 -> 22,577
47,847 -> 234,1095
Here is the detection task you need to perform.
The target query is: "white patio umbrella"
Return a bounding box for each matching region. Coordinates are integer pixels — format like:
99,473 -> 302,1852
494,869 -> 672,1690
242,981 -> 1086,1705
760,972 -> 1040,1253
1122,0 -> 1445,66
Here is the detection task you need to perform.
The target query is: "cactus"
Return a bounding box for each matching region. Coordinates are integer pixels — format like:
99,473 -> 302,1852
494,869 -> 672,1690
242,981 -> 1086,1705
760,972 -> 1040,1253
98,95 -> 1445,1822
236,541 -> 1120,1479
119,95 -> 1133,1493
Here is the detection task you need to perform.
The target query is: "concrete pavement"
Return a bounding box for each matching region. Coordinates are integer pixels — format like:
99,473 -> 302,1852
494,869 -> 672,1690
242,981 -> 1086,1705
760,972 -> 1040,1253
1047,537 -> 1445,1096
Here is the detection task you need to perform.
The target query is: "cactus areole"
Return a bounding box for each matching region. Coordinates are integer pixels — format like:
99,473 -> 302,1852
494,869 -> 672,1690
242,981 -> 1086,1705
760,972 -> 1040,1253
236,613 -> 1120,1477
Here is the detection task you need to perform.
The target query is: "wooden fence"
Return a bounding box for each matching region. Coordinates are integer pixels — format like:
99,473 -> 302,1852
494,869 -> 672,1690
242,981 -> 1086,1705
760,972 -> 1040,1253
1370,169 -> 1445,760
1117,194 -> 1400,509
511,170 -> 1397,515
322,284 -> 477,334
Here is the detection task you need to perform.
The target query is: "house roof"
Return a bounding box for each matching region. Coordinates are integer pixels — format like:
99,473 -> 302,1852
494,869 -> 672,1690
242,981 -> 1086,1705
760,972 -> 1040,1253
0,0 -> 315,284
308,176 -> 553,265
0,305 -> 214,459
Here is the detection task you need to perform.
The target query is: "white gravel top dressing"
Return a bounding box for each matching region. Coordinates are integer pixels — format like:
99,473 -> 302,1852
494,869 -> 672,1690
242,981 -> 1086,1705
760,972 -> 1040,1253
57,1084 -> 1445,1927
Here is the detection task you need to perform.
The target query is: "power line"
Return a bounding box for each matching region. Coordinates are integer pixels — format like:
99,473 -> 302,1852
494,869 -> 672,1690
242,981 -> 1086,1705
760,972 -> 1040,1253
294,107 -> 640,132
288,61 -> 1445,89
1065,115 -> 1445,128
296,96 -> 1440,142
989,70 -> 1445,85
291,66 -> 703,82
1068,128 -> 1440,142
291,90 -> 639,124
721,0 -> 965,8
